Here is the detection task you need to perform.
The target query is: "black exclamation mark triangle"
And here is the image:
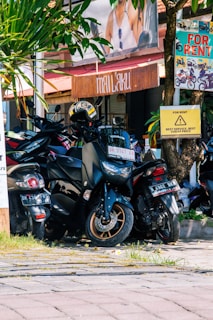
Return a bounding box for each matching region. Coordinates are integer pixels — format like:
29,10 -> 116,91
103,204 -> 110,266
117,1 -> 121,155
175,115 -> 186,126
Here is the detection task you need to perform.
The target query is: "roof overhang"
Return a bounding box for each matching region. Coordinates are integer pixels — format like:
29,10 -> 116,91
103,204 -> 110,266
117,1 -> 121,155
4,51 -> 164,103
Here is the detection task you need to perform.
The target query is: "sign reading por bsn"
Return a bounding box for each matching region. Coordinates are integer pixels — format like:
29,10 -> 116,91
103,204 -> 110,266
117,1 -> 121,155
160,105 -> 201,139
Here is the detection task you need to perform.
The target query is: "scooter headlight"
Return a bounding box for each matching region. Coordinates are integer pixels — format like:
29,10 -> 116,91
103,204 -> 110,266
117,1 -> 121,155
102,161 -> 132,178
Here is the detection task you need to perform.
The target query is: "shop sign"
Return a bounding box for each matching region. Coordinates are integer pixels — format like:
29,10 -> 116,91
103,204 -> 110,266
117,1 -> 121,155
175,19 -> 213,91
72,63 -> 159,98
96,71 -> 131,95
160,105 -> 201,139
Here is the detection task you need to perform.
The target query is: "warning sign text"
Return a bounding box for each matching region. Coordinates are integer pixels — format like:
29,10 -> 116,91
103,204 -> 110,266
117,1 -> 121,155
160,105 -> 201,139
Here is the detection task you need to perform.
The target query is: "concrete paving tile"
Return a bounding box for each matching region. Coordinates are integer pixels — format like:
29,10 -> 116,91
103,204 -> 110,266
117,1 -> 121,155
33,318 -> 74,320
68,292 -> 124,305
0,296 -> 47,308
72,316 -> 117,320
179,300 -> 213,310
197,309 -> 213,318
57,303 -> 108,316
99,302 -> 145,314
28,293 -> 87,306
156,288 -> 212,302
159,311 -> 208,320
106,289 -> 165,303
0,305 -> 24,320
140,300 -> 188,313
16,306 -> 66,319
116,314 -> 159,320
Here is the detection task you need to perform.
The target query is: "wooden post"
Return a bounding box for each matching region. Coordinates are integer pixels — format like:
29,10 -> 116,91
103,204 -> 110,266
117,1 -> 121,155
0,79 -> 10,235
0,209 -> 10,234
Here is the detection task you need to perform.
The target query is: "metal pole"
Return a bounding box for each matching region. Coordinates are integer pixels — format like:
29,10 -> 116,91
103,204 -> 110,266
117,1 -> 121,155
174,7 -> 197,186
0,74 -> 10,234
34,52 -> 45,119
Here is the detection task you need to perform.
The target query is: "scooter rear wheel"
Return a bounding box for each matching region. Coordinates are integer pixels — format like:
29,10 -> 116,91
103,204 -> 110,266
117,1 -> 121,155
156,200 -> 180,244
32,221 -> 45,240
85,203 -> 134,247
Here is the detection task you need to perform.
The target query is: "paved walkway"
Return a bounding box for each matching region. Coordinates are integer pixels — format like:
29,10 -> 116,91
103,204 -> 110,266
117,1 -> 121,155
0,239 -> 213,320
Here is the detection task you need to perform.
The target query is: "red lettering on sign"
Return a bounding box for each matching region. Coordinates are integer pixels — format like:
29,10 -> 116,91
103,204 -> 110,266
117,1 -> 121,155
184,44 -> 190,54
184,44 -> 211,57
202,35 -> 208,45
191,46 -> 197,55
187,34 -> 209,45
184,44 -> 190,55
188,34 -> 194,43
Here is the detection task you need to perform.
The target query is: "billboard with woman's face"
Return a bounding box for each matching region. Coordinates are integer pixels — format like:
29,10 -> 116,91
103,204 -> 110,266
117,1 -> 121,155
72,0 -> 158,65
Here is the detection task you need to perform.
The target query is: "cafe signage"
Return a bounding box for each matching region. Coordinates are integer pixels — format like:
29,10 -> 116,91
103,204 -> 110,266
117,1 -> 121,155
72,63 -> 159,98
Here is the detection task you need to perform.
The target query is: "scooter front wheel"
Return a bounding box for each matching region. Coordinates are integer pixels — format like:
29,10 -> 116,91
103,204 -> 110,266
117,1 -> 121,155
86,203 -> 134,247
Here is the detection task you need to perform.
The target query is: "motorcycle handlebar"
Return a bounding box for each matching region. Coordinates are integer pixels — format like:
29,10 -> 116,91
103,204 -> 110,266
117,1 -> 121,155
27,114 -> 65,131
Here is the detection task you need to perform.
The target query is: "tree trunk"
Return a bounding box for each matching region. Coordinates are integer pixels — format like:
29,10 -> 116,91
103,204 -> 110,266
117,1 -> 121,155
161,0 -> 203,184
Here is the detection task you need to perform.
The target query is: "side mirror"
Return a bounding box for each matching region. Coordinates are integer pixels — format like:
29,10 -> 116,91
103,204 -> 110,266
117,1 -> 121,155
112,117 -> 124,126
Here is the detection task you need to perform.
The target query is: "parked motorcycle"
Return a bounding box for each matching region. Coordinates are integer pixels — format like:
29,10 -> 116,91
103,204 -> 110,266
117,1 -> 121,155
45,101 -> 181,245
6,106 -> 73,181
7,162 -> 51,239
130,150 -> 181,243
44,101 -> 135,247
97,115 -> 181,243
189,137 -> 213,217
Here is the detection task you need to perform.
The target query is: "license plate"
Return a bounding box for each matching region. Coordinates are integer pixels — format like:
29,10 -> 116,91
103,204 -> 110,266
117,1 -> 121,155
107,146 -> 135,161
149,179 -> 180,197
20,192 -> 51,206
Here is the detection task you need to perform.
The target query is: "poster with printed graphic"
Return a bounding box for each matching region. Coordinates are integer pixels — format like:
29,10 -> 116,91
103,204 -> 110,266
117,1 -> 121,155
72,0 -> 158,65
175,19 -> 213,91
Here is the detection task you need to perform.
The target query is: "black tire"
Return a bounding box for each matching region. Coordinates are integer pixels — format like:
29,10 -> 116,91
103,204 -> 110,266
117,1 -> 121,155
85,203 -> 134,247
32,221 -> 45,240
175,78 -> 180,87
176,44 -> 183,52
44,220 -> 66,241
192,76 -> 196,83
187,80 -> 195,90
199,82 -> 206,91
156,200 -> 180,244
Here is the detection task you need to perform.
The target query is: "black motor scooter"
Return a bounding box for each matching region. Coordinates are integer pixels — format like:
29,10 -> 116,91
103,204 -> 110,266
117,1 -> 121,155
130,150 -> 181,243
44,104 -> 135,247
6,105 -> 73,183
8,162 -> 51,239
189,137 -> 213,217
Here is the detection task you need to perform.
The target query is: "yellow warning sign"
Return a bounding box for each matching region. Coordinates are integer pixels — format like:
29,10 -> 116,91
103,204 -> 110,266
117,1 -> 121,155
160,105 -> 201,139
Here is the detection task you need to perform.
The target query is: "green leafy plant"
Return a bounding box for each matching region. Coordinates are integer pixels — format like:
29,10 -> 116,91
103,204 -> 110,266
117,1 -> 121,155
0,0 -> 111,110
178,209 -> 207,222
145,108 -> 160,146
